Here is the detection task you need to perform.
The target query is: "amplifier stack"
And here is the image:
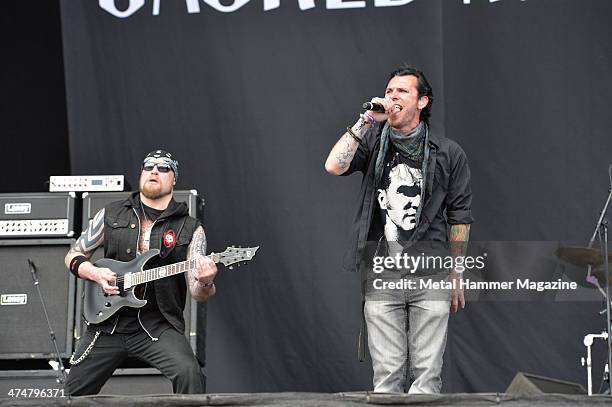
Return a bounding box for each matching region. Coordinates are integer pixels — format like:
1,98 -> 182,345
0,192 -> 78,361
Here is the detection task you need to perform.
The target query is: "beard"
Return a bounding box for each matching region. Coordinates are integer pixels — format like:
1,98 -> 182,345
140,180 -> 171,200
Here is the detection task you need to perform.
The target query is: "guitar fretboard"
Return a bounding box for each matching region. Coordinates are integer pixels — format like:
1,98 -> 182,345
127,253 -> 222,287
130,259 -> 196,286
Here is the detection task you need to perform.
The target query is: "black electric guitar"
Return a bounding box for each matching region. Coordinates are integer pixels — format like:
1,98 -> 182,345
82,246 -> 259,324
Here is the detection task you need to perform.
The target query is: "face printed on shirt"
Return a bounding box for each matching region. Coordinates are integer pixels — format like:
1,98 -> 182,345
377,163 -> 423,233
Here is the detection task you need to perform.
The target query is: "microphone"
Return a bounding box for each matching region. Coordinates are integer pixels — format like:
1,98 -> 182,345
362,102 -> 385,113
362,102 -> 403,113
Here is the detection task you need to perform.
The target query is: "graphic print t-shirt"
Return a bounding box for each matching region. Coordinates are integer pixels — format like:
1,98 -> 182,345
378,146 -> 423,246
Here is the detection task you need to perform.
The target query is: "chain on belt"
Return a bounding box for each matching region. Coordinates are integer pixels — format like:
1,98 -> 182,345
69,330 -> 101,366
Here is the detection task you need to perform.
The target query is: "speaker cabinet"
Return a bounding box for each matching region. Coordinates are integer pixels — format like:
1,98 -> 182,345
506,372 -> 586,395
0,239 -> 75,359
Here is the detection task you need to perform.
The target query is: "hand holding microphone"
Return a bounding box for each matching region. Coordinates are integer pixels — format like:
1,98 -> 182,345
362,97 -> 402,122
362,102 -> 386,113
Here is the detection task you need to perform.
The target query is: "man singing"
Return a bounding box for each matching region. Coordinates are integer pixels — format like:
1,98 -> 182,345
325,66 -> 473,393
65,150 -> 217,395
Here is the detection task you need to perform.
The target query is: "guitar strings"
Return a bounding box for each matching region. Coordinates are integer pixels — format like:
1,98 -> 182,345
111,258 -> 197,289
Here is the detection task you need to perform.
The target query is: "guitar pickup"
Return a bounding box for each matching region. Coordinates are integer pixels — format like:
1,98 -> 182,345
124,273 -> 132,290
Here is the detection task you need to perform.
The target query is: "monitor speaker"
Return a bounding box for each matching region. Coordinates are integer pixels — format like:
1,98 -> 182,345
506,372 -> 586,395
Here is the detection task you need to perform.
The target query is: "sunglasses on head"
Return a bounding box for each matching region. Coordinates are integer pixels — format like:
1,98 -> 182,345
142,163 -> 173,173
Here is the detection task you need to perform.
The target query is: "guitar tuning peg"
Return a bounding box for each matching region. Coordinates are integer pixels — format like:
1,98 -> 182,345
229,266 -> 233,270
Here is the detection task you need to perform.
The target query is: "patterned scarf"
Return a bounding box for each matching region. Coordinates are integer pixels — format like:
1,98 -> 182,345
374,121 -> 426,187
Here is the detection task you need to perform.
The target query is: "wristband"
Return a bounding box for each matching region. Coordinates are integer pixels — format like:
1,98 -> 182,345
362,112 -> 377,124
346,126 -> 362,144
69,255 -> 88,278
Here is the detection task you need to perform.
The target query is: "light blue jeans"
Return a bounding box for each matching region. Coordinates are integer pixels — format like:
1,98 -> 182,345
364,277 -> 450,394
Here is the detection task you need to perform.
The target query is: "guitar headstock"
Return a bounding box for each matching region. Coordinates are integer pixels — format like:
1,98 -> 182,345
212,245 -> 259,268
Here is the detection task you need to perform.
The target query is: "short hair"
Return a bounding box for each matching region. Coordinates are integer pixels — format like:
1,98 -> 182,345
388,65 -> 434,125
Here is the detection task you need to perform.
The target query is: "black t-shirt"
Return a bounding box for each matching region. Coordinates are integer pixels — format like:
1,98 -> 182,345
114,204 -> 172,335
377,145 -> 424,245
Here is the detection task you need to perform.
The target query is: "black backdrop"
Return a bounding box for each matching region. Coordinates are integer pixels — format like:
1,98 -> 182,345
2,1 -> 70,192
4,0 -> 612,393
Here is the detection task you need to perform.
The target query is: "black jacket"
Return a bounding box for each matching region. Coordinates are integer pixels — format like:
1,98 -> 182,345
341,123 -> 474,274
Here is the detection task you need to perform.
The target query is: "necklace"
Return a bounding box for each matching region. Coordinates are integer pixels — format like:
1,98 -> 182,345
141,205 -> 150,224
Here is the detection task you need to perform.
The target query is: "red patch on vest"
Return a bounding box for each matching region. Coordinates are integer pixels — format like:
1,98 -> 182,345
163,230 -> 176,248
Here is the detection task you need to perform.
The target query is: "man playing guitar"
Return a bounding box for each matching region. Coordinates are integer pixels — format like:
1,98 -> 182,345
65,149 -> 217,395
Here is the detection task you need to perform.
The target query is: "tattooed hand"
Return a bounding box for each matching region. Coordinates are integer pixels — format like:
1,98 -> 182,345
187,226 -> 217,300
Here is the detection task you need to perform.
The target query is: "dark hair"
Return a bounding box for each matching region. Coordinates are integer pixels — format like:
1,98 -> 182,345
388,65 -> 434,125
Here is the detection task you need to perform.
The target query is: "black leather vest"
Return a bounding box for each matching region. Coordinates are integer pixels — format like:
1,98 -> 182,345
95,192 -> 200,334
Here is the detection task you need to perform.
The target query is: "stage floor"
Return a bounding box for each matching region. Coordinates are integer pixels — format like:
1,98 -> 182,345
1,392 -> 612,407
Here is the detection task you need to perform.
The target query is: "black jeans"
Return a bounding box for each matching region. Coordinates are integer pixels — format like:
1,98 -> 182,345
66,328 -> 205,395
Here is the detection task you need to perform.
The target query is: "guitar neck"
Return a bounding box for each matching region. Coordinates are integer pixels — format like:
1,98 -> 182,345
130,254 -> 221,286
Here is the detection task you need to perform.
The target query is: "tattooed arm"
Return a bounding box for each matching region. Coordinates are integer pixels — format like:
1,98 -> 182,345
186,226 -> 217,301
449,224 -> 470,254
325,116 -> 372,175
449,224 -> 471,313
64,208 -> 119,294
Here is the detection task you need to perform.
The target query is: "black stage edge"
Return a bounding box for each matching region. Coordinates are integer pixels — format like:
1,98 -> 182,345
1,392 -> 612,407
